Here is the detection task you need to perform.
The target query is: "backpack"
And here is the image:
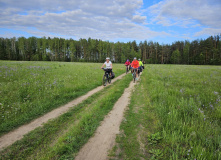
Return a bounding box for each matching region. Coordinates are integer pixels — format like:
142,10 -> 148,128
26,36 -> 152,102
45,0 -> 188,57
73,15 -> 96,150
111,72 -> 115,79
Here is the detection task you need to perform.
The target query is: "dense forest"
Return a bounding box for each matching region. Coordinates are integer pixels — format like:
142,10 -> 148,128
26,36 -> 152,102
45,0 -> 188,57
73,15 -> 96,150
0,35 -> 221,65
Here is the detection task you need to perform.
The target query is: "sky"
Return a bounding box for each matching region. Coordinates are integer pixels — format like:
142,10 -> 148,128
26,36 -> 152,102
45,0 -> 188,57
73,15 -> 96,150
0,0 -> 221,44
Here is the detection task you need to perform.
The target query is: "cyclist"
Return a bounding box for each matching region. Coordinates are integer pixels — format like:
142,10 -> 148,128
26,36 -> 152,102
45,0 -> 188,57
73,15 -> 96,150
138,58 -> 144,72
131,57 -> 139,80
101,57 -> 112,77
124,59 -> 131,72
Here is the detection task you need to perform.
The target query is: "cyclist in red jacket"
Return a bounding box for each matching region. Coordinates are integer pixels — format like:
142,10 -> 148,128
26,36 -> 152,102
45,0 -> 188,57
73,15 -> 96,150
131,57 -> 139,80
124,59 -> 131,72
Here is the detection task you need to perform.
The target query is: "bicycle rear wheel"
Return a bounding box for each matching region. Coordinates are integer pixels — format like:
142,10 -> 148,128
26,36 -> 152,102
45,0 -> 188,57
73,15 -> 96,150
108,78 -> 111,84
103,74 -> 107,86
126,67 -> 129,74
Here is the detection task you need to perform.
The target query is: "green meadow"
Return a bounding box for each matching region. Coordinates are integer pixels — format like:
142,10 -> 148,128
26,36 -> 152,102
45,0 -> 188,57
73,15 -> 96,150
0,61 -> 124,135
113,65 -> 221,160
1,62 -> 221,160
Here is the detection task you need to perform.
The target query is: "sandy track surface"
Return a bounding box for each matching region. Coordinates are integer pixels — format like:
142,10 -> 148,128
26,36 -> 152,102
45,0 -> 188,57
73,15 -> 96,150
75,79 -> 136,160
0,73 -> 126,151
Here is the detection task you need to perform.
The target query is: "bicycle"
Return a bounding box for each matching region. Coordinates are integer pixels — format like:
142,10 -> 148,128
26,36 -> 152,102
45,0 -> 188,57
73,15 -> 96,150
102,68 -> 112,86
125,65 -> 130,74
138,67 -> 142,77
131,68 -> 138,83
138,66 -> 144,77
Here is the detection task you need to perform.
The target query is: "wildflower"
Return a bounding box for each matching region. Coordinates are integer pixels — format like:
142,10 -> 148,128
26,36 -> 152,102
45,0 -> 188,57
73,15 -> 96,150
214,91 -> 219,95
200,110 -> 204,113
198,108 -> 204,113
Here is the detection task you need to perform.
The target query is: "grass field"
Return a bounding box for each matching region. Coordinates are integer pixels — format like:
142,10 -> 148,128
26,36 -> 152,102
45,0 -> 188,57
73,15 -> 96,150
112,65 -> 221,160
0,72 -> 132,160
0,61 -> 125,135
1,63 -> 221,159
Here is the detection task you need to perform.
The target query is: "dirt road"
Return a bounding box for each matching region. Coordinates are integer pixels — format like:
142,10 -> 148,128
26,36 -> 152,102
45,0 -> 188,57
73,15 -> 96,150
75,80 -> 136,160
0,73 -> 126,151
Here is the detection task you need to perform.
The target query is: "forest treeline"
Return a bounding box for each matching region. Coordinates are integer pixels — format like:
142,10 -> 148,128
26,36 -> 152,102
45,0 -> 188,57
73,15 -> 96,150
0,35 -> 221,64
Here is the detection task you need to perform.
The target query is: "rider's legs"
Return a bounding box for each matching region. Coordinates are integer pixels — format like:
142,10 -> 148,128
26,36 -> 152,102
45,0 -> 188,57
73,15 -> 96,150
138,66 -> 142,72
109,69 -> 112,77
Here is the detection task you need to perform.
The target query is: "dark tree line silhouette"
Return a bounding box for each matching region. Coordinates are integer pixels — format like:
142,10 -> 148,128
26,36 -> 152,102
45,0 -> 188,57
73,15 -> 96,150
0,35 -> 221,64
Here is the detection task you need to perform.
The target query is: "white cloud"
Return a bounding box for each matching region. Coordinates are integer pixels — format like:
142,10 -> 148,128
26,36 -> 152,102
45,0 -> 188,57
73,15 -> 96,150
194,28 -> 221,37
149,0 -> 221,28
191,24 -> 201,28
132,15 -> 147,23
0,0 -> 169,41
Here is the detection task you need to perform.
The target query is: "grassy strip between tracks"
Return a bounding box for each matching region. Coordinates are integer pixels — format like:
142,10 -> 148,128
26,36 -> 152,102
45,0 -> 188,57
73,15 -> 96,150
0,73 -> 131,160
110,65 -> 221,160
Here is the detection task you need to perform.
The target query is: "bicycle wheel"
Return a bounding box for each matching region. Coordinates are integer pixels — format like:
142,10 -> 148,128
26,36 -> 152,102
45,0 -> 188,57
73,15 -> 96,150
103,74 -> 107,86
126,67 -> 128,74
108,77 -> 111,84
133,71 -> 136,83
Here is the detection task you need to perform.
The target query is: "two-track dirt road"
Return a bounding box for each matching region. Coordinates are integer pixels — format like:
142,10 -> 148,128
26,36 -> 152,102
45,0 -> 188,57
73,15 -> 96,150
75,76 -> 140,160
0,73 -> 126,151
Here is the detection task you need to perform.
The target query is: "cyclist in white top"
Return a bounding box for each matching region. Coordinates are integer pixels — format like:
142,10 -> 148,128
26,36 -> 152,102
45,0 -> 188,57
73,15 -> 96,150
101,57 -> 113,76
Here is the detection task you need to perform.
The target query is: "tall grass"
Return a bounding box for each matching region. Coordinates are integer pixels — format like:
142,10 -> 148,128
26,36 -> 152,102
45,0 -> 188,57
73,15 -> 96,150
0,61 -> 124,135
116,65 -> 221,159
147,65 -> 221,159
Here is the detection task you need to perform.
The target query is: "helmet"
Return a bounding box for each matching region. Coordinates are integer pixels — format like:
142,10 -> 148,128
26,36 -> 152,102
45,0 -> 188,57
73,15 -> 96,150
138,58 -> 141,61
127,59 -> 129,61
134,57 -> 137,60
106,57 -> 110,60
